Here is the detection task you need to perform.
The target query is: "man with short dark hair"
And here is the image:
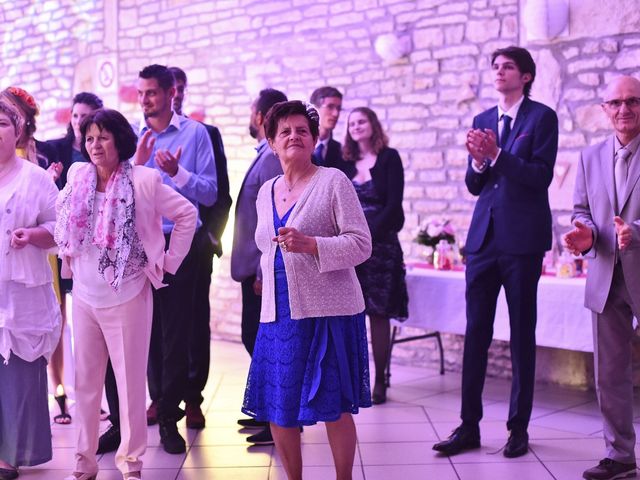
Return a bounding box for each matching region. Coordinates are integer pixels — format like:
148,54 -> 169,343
433,46 -> 558,458
231,88 -> 287,445
165,66 -> 232,430
137,63 -> 217,454
564,76 -> 640,480
309,86 -> 345,169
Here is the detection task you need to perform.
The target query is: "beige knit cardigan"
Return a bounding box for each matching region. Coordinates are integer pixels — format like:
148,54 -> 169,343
255,166 -> 372,322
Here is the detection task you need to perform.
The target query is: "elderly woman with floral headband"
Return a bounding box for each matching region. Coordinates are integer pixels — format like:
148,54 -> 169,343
56,109 -> 196,480
0,100 -> 61,480
0,87 -> 56,169
241,100 -> 372,480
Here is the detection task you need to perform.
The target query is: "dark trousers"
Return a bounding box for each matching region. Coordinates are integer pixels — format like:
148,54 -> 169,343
240,276 -> 262,356
105,360 -> 119,426
147,234 -> 199,420
184,229 -> 215,405
461,228 -> 543,432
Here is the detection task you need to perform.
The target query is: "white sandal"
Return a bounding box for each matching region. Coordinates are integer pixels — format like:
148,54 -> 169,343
64,473 -> 97,480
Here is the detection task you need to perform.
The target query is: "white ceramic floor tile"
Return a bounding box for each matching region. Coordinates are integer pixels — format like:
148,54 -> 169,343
35,339 -> 611,479
272,443 -> 362,466
356,422 -> 438,443
177,466 -> 270,480
183,445 -> 272,468
270,465 -> 365,480
359,441 -> 450,465
529,438 -> 605,461
355,405 -> 429,424
454,461 -> 555,479
364,464 -> 459,480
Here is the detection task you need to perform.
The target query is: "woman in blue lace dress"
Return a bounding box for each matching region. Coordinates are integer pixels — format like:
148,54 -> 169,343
342,107 -> 409,405
242,100 -> 372,480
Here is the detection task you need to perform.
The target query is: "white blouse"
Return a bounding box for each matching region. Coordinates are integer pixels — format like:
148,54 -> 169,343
71,192 -> 147,309
0,160 -> 61,363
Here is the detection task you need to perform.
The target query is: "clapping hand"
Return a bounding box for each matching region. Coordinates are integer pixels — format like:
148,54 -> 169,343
156,146 -> 182,177
614,216 -> 632,250
466,129 -> 498,169
562,221 -> 594,256
133,130 -> 156,166
47,162 -> 63,181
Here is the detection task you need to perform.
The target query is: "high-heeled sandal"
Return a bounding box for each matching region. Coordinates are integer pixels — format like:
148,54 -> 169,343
54,394 -> 72,424
63,473 -> 97,480
372,381 -> 387,405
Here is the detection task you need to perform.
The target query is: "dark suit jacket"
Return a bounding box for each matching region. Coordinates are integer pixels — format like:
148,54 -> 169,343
199,123 -> 232,257
342,147 -> 405,240
464,97 -> 558,255
45,136 -> 76,189
325,137 -> 345,169
230,139 -> 283,282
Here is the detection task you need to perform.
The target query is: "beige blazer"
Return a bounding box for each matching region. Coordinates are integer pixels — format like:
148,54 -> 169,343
61,164 -> 197,289
573,135 -> 640,314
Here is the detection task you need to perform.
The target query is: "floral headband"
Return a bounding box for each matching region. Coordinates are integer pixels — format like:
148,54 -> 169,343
6,86 -> 39,114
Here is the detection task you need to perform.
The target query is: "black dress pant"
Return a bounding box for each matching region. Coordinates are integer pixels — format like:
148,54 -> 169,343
184,229 -> 215,405
461,227 -> 543,432
147,234 -> 198,420
240,276 -> 262,356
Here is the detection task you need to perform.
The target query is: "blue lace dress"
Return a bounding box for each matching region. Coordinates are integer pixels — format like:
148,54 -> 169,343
241,190 -> 372,427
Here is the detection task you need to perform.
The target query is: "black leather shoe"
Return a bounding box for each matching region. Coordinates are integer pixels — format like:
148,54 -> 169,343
432,425 -> 480,456
159,419 -> 186,454
0,467 -> 18,480
504,429 -> 529,458
96,424 -> 121,454
238,417 -> 268,429
246,426 -> 274,445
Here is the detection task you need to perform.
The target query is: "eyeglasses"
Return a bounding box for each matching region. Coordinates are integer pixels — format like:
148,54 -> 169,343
603,97 -> 640,109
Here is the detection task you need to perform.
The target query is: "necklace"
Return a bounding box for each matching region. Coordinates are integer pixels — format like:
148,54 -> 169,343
281,164 -> 315,202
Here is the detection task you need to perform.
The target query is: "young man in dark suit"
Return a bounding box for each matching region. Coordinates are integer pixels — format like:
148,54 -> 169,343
310,86 -> 346,169
433,46 -> 558,458
168,66 -> 232,430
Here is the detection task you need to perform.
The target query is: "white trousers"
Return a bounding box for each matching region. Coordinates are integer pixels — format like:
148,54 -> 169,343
72,282 -> 152,475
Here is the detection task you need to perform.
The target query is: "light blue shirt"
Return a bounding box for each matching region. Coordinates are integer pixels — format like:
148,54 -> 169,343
139,112 -> 217,233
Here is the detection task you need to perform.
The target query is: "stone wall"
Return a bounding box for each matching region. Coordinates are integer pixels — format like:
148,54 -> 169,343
2,0 -> 640,387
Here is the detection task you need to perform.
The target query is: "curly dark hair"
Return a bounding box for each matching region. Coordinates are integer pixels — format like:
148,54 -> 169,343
264,100 -> 319,142
65,92 -> 104,140
80,109 -> 137,162
342,107 -> 388,161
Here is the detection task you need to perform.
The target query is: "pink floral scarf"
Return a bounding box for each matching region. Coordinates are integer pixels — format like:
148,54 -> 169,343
55,161 -> 147,290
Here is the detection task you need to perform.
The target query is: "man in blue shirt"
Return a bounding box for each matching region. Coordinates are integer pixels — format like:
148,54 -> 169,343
136,64 -> 217,454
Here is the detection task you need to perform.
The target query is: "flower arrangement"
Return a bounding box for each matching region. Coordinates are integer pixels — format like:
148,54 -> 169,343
415,216 -> 456,247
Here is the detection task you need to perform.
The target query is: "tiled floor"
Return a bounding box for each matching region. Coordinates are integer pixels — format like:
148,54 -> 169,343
20,339 -> 628,479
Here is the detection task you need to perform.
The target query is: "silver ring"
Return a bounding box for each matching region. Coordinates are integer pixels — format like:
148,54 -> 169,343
280,242 -> 287,252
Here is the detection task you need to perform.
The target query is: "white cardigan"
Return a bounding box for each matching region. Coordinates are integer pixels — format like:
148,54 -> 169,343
256,167 -> 372,322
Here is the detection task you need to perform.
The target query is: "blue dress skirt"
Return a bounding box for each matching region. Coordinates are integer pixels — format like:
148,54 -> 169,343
242,195 -> 372,427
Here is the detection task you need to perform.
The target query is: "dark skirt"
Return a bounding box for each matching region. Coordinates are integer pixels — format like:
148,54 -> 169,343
0,355 -> 52,466
356,232 -> 409,320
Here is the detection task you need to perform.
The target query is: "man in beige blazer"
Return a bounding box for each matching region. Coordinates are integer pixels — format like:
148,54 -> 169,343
564,75 -> 640,480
